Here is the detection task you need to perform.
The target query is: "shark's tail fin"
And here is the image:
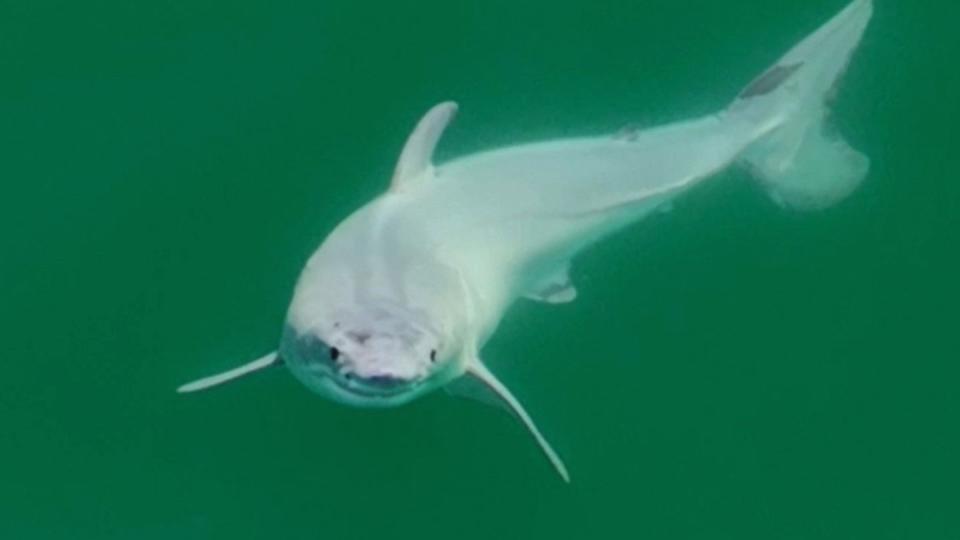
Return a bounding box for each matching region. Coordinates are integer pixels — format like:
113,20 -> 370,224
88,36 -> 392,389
730,0 -> 873,210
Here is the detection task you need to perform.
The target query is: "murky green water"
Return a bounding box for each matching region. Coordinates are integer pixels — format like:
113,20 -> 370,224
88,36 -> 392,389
2,1 -> 958,538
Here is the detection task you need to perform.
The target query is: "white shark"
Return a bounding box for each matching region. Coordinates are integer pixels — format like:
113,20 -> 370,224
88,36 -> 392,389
179,0 -> 874,481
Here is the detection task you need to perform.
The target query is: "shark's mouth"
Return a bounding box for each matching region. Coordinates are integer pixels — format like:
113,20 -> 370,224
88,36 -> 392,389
327,371 -> 422,399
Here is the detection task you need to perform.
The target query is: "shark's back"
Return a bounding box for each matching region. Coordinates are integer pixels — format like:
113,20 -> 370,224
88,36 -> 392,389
407,114 -> 762,310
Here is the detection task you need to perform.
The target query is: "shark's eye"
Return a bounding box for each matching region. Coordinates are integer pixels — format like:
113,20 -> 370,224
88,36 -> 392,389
329,347 -> 340,361
430,349 -> 437,363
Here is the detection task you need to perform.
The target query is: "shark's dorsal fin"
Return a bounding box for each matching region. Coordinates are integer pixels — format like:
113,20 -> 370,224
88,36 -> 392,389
177,352 -> 281,393
390,101 -> 458,192
455,357 -> 570,482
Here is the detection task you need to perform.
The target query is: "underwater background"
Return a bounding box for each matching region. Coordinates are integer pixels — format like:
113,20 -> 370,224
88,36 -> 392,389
1,0 -> 958,538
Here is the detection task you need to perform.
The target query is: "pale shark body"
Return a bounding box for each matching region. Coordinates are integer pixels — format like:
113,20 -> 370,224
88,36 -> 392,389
180,0 -> 874,481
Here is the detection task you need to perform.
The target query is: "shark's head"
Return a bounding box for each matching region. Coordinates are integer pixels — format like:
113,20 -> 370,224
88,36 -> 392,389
280,304 -> 460,407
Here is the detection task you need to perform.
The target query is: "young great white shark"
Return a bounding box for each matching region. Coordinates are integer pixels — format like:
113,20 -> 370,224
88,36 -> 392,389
179,0 -> 874,481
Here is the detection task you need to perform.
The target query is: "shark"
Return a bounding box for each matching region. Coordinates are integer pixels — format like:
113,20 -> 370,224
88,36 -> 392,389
179,0 -> 874,481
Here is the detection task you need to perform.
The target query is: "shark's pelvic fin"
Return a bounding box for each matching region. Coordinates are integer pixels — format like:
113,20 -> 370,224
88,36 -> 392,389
525,265 -> 577,304
177,352 -> 281,394
390,101 -> 458,192
460,358 -> 570,482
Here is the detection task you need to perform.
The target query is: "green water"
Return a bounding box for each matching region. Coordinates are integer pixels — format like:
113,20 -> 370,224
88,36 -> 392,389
2,0 -> 958,538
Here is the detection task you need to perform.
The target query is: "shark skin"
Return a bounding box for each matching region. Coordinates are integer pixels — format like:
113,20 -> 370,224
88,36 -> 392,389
179,0 -> 874,482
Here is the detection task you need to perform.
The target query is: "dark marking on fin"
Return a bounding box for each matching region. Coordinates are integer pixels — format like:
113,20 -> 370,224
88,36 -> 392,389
739,62 -> 804,99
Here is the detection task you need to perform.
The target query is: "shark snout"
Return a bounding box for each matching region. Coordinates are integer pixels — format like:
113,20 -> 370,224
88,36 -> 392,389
347,359 -> 421,382
335,349 -> 424,386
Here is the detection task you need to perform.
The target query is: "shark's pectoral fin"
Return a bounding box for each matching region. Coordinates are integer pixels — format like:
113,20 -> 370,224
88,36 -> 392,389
390,101 -> 458,192
524,265 -> 577,304
445,370 -> 517,417
450,358 -> 570,482
177,352 -> 282,393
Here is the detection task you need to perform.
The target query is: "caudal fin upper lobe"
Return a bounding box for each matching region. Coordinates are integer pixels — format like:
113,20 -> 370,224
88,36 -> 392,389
733,0 -> 873,210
